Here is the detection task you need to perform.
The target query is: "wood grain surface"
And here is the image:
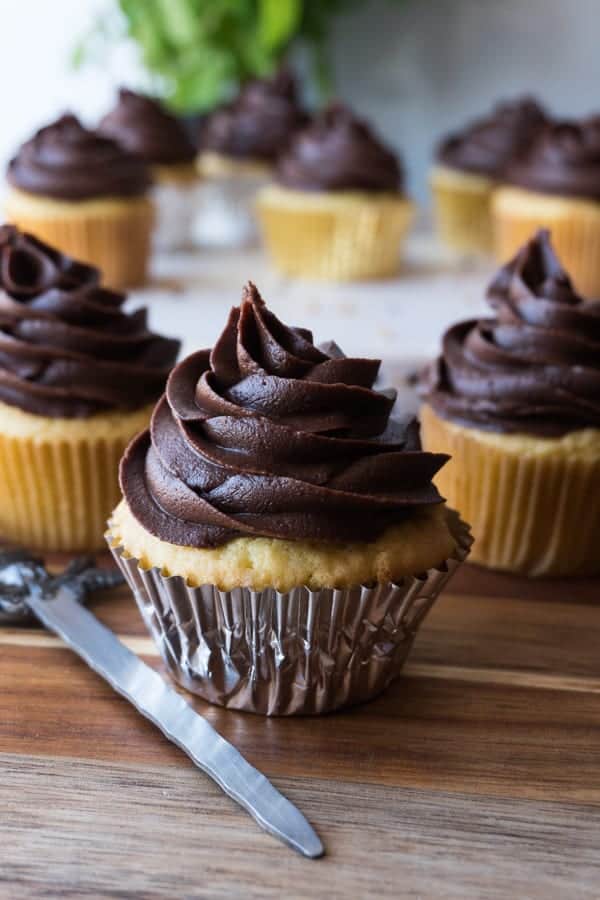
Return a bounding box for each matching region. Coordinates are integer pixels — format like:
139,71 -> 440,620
1,561 -> 599,899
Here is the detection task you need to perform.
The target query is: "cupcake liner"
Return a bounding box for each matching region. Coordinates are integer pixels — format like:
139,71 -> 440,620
108,511 -> 471,716
193,171 -> 270,248
420,404 -> 600,576
430,165 -> 495,255
492,187 -> 600,297
0,407 -> 152,552
4,191 -> 154,290
257,187 -> 413,281
152,178 -> 200,251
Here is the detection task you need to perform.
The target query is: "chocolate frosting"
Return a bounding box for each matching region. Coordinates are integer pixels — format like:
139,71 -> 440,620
436,97 -> 548,179
98,89 -> 196,166
200,68 -> 306,162
7,114 -> 152,200
0,226 -> 180,417
120,283 -> 448,548
423,230 -> 600,436
506,117 -> 600,200
277,104 -> 403,193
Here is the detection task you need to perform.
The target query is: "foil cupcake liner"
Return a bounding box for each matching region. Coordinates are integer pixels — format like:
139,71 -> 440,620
152,179 -> 200,251
192,173 -> 269,248
109,511 -> 471,716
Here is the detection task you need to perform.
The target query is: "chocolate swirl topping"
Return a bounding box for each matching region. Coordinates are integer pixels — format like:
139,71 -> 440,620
423,230 -> 600,436
0,226 -> 179,417
7,114 -> 152,200
506,117 -> 600,200
200,68 -> 307,162
277,104 -> 403,193
436,97 -> 548,179
98,89 -> 196,166
121,283 -> 448,548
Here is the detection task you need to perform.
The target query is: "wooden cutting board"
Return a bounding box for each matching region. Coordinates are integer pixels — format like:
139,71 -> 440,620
1,560 -> 599,899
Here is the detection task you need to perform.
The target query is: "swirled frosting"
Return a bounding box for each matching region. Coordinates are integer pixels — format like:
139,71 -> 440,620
506,117 -> 600,200
0,226 -> 179,417
277,104 -> 403,193
200,68 -> 307,162
98,89 -> 196,166
422,230 -> 600,436
7,114 -> 152,200
120,283 -> 448,548
436,97 -> 548,179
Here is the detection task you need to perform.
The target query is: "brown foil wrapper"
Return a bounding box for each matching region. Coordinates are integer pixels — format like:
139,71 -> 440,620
108,512 -> 471,716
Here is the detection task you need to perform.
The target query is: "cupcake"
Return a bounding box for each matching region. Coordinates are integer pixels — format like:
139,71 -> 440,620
258,104 -> 413,281
195,68 -> 307,246
98,89 -> 198,250
0,225 -> 179,551
108,282 -> 470,715
420,230 -> 600,576
5,114 -> 153,288
432,98 -> 548,255
493,117 -> 600,296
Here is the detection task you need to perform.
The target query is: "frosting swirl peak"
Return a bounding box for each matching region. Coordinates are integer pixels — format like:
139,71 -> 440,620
98,89 -> 196,166
0,226 -> 180,417
422,230 -> 600,436
121,283 -> 447,547
200,68 -> 307,162
436,97 -> 548,179
277,104 -> 403,192
7,114 -> 152,200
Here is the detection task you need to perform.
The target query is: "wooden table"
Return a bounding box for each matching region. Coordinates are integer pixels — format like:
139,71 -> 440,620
2,560 -> 599,899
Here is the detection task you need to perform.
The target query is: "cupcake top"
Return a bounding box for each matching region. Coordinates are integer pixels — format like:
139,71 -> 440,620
422,230 -> 600,436
0,226 -> 180,418
276,104 -> 403,193
120,283 -> 448,548
98,89 -> 196,167
436,97 -> 549,179
7,114 -> 152,200
505,117 -> 600,200
200,68 -> 307,163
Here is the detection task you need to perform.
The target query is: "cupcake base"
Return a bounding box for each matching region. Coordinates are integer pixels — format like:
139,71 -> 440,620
492,187 -> 600,296
257,185 -> 413,281
107,508 -> 471,716
420,403 -> 600,576
194,152 -> 271,247
0,401 -> 153,552
4,188 -> 154,289
152,163 -> 199,251
430,165 -> 495,255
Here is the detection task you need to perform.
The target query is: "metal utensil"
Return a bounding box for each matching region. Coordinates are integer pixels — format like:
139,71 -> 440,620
0,549 -> 324,859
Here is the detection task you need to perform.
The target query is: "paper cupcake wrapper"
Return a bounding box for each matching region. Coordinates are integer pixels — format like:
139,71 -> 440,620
4,194 -> 154,290
192,172 -> 269,248
430,166 -> 495,255
492,187 -> 600,297
257,190 -> 413,281
108,511 -> 471,716
152,179 -> 200,251
420,404 -> 600,576
0,430 -> 133,552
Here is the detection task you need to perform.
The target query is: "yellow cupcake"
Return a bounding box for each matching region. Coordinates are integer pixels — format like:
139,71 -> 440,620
258,184 -> 413,281
430,164 -> 495,255
5,115 -> 153,290
420,230 -> 600,576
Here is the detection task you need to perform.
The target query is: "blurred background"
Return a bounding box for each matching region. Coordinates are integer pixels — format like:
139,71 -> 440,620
2,0 -> 599,204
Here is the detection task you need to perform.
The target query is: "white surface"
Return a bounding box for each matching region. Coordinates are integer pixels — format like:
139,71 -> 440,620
133,233 -> 493,372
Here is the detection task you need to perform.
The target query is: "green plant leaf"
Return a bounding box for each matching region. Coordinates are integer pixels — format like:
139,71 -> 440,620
258,0 -> 301,51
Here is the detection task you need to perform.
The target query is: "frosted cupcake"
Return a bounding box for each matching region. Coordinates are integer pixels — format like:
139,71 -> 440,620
5,115 -> 153,288
109,283 -> 470,715
258,104 -> 413,281
98,89 -> 198,250
432,98 -> 548,255
420,230 -> 600,576
196,68 -> 307,246
0,225 -> 179,551
493,118 -> 600,296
